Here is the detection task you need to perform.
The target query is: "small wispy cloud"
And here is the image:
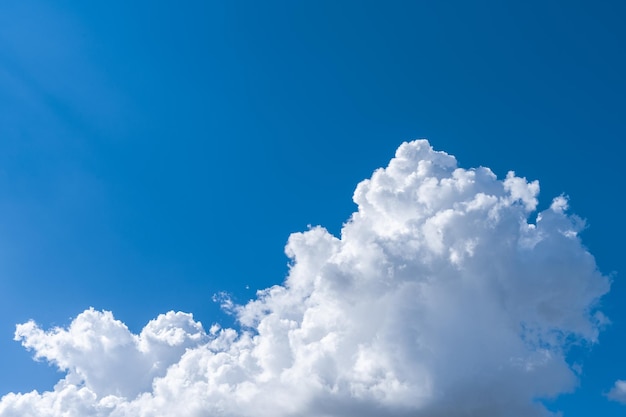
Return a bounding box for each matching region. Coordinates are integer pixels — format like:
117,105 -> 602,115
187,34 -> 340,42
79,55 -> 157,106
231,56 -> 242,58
607,380 -> 626,404
0,140 -> 610,417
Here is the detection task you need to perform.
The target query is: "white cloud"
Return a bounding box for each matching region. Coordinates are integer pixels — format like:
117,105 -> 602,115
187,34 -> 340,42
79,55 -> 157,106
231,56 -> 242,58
14,309 -> 207,398
607,380 -> 626,404
0,140 -> 610,416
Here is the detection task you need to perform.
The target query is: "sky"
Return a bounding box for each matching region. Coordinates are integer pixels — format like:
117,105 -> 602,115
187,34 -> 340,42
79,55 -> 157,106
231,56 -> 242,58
0,1 -> 625,416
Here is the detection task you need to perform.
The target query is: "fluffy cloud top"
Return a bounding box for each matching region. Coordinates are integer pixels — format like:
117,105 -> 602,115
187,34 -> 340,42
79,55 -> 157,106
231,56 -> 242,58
0,140 -> 610,416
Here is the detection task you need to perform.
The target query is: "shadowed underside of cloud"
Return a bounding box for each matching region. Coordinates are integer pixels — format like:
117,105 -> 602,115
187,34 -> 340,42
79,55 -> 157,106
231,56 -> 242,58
0,140 -> 610,417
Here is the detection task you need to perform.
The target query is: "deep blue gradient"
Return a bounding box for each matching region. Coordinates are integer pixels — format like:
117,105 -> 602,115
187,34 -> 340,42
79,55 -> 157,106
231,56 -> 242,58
1,1 -> 625,414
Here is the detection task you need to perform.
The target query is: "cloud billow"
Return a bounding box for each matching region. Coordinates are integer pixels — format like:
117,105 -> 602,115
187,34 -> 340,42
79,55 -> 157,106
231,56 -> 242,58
0,140 -> 610,416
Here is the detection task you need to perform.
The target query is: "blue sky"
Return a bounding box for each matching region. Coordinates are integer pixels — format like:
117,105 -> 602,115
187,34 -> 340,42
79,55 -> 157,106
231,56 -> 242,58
0,1 -> 625,416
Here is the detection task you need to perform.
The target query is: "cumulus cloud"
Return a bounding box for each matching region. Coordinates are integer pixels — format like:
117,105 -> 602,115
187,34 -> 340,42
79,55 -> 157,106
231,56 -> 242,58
607,380 -> 626,404
0,140 -> 610,416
